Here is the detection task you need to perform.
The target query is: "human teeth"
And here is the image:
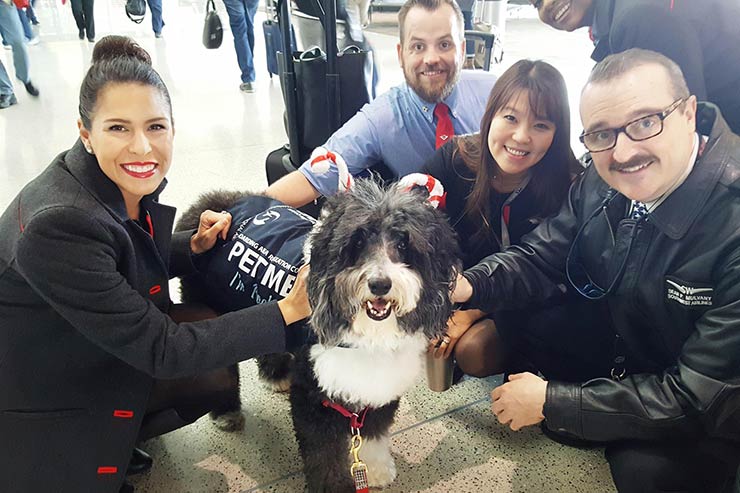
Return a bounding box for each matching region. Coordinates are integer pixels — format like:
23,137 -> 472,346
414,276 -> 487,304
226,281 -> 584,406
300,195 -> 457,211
620,162 -> 650,173
505,146 -> 528,156
124,164 -> 156,173
554,1 -> 570,22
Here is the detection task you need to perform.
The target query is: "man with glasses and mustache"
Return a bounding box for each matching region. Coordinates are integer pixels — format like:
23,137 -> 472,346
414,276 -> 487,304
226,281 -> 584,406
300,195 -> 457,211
453,49 -> 740,492
529,0 -> 740,135
266,0 -> 495,208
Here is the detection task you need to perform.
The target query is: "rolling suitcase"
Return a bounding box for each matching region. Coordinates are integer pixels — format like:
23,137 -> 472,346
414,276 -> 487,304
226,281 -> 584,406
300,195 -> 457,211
264,0 -> 373,217
263,0 -> 295,79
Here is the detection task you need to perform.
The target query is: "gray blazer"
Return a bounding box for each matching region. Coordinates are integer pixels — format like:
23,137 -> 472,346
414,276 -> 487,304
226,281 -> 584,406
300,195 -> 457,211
0,140 -> 288,493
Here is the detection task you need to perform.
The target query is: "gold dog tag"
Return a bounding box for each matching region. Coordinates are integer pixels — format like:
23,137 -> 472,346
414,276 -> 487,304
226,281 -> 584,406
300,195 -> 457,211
350,434 -> 369,493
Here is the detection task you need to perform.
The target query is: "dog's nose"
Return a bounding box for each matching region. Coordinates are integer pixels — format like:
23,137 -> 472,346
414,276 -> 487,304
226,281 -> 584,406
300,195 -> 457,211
368,276 -> 392,296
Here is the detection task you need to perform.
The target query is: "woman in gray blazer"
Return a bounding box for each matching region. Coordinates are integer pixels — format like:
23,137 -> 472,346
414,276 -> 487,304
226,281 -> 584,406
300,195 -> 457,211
0,35 -> 310,493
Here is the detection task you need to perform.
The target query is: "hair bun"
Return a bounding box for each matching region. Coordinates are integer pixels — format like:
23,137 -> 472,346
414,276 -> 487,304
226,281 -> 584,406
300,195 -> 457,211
91,35 -> 151,66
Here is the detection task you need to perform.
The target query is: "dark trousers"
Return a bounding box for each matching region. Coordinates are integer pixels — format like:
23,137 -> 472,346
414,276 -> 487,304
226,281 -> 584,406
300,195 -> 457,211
70,0 -> 94,39
496,297 -> 739,492
136,303 -> 239,442
606,439 -> 739,493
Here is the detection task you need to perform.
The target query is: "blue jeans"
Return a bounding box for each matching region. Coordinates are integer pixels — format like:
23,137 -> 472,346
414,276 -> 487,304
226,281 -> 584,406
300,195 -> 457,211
0,2 -> 30,83
146,0 -> 164,34
222,0 -> 258,83
0,60 -> 13,96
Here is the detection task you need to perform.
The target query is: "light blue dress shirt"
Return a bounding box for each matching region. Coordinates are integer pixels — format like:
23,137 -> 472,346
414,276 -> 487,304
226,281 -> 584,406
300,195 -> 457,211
298,69 -> 497,196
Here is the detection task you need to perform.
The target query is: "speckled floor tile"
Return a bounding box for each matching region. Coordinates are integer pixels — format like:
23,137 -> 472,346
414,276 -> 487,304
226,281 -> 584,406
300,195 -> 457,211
130,361 -> 615,492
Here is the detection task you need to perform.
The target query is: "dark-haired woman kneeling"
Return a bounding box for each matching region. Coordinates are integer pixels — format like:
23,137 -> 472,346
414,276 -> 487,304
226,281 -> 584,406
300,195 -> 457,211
0,36 -> 310,493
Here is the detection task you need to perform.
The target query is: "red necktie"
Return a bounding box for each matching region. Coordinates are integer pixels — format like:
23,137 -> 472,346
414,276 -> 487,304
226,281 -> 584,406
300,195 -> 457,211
434,103 -> 454,149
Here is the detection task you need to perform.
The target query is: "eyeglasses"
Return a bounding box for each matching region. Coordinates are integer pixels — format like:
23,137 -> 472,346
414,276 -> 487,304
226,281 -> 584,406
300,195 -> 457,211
579,98 -> 686,153
565,190 -> 643,300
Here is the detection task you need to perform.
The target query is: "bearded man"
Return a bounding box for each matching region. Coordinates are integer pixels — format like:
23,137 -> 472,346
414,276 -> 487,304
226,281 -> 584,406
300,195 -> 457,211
266,0 -> 496,208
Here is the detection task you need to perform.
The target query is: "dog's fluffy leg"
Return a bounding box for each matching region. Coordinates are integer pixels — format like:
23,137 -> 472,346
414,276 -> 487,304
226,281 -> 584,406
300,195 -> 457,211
210,410 -> 246,432
361,434 -> 397,489
257,353 -> 295,393
206,363 -> 245,432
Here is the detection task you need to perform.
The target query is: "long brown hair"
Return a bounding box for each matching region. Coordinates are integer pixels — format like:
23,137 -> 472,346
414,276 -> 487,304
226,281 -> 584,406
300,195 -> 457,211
456,59 -> 578,242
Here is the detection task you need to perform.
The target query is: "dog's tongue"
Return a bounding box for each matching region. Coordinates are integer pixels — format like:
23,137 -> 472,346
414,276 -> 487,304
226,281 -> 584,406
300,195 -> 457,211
371,298 -> 388,311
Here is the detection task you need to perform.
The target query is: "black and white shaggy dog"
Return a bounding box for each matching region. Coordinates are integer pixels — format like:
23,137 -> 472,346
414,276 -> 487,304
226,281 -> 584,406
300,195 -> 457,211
291,179 -> 460,492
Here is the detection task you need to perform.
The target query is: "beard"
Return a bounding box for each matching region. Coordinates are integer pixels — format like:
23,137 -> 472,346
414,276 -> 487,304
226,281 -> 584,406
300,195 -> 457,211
404,62 -> 461,103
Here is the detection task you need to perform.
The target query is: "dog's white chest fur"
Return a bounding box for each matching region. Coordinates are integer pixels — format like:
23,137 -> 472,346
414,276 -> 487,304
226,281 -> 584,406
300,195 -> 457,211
309,334 -> 427,408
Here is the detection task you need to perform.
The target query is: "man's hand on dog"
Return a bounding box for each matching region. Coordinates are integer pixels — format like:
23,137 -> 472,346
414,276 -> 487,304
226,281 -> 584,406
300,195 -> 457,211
277,264 -> 312,325
190,210 -> 232,255
491,372 -> 546,431
451,273 -> 473,304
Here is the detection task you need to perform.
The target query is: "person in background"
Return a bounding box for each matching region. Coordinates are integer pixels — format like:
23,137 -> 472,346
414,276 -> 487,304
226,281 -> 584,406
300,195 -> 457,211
424,59 -> 580,376
70,0 -> 95,42
1,3 -> 39,47
0,0 -> 39,98
267,0 -> 496,208
222,0 -> 259,93
0,35 -> 310,493
146,0 -> 163,37
0,59 -> 16,108
530,0 -> 740,134
453,48 -> 740,492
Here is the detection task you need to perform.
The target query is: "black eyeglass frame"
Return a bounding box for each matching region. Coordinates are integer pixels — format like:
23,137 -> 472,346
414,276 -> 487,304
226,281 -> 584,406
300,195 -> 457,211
579,98 -> 687,153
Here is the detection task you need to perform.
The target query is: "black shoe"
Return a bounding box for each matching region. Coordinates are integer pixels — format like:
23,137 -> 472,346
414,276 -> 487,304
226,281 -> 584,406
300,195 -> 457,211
79,28 -> 85,40
88,37 -> 95,43
24,81 -> 39,97
126,447 -> 153,476
119,479 -> 135,493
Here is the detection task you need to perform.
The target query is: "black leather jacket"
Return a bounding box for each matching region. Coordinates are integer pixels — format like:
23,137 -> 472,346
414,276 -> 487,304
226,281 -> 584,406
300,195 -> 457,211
464,103 -> 740,443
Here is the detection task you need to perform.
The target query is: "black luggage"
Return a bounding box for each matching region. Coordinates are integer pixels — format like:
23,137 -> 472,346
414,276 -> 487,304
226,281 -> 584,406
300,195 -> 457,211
264,0 -> 374,216
263,0 -> 295,79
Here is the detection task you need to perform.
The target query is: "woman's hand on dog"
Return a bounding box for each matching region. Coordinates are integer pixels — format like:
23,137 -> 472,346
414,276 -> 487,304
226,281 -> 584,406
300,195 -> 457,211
429,309 -> 484,358
190,210 -> 232,255
277,264 -> 312,325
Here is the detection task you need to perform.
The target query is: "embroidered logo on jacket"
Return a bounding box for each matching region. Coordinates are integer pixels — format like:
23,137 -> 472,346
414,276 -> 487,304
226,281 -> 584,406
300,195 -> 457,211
665,277 -> 713,307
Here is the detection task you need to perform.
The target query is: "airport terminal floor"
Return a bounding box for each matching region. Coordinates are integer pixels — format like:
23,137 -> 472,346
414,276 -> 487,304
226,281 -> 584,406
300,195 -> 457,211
0,1 -> 614,491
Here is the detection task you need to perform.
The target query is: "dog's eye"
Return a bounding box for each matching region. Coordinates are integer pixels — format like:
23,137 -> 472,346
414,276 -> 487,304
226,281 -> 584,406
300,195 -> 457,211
397,239 -> 407,251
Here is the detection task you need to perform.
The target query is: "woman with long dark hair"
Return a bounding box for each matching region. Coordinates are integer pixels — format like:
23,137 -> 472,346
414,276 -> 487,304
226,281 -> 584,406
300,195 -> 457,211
424,59 -> 580,377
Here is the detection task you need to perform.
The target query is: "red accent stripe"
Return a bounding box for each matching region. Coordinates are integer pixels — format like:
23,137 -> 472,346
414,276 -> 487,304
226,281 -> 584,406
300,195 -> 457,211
113,410 -> 134,419
17,201 -> 24,233
145,212 -> 154,238
149,285 -> 162,295
502,205 -> 511,226
97,466 -> 118,475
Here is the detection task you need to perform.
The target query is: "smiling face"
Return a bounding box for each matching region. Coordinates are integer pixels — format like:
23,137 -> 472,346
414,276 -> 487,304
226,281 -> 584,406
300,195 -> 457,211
78,82 -> 174,219
397,4 -> 464,103
531,0 -> 594,32
488,89 -> 556,179
580,63 -> 697,203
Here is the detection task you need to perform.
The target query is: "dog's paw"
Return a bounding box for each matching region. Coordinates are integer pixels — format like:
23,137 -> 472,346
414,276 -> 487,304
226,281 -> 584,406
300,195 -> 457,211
367,459 -> 397,489
361,437 -> 397,488
210,411 -> 245,432
261,376 -> 292,393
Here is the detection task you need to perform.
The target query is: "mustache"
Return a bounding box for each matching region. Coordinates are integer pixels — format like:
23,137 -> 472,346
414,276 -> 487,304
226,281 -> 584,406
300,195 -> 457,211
609,155 -> 655,172
420,64 -> 445,73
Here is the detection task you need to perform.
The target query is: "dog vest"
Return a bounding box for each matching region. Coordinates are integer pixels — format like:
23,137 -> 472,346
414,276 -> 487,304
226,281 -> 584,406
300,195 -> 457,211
191,196 -> 315,313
